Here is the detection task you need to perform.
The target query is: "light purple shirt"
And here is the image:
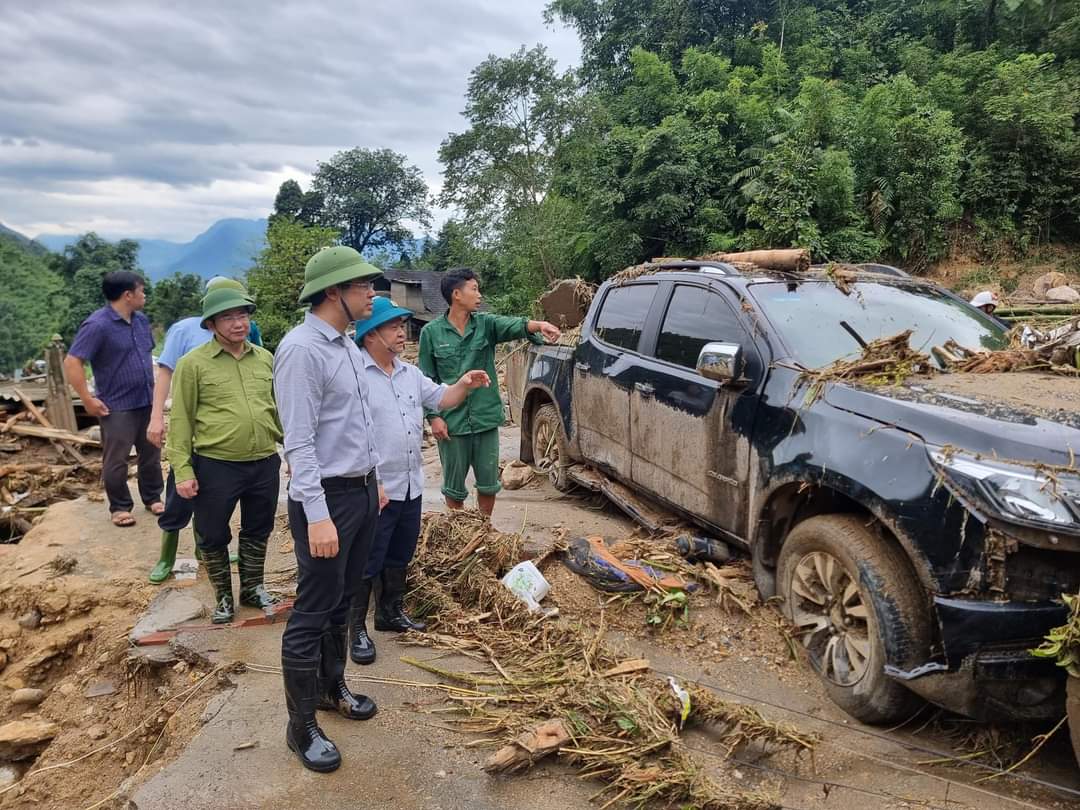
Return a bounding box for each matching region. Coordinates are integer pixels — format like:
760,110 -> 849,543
274,313 -> 381,523
360,349 -> 446,502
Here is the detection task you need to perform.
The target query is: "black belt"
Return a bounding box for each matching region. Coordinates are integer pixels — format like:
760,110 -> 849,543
321,470 -> 376,492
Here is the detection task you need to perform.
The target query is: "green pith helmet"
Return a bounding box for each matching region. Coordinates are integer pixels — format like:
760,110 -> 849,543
201,287 -> 256,329
205,276 -> 247,294
299,246 -> 381,303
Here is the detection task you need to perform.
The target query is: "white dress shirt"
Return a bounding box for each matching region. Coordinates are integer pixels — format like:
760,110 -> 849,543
361,348 -> 446,502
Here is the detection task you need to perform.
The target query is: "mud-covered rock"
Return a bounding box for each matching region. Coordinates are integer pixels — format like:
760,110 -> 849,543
0,719 -> 59,761
15,611 -> 40,631
1046,285 -> 1080,303
1035,271 -> 1070,297
500,460 -> 536,491
9,689 -> 45,707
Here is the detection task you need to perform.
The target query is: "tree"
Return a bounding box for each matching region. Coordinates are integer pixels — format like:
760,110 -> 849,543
0,239 -> 67,373
50,233 -> 146,341
439,45 -> 578,283
245,218 -> 340,351
311,148 -> 430,254
271,179 -> 324,227
146,272 -> 204,330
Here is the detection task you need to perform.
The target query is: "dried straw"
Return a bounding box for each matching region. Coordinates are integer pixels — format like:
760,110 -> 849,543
402,511 -> 815,809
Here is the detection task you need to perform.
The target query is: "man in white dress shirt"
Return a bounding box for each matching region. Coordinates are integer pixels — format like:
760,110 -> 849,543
351,296 -> 489,664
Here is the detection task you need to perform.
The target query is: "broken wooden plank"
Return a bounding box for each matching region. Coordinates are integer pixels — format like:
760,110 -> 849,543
484,719 -> 571,773
3,424 -> 101,446
600,659 -> 651,678
11,387 -> 87,464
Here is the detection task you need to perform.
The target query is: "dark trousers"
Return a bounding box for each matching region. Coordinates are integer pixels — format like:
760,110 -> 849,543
99,406 -> 163,514
282,476 -> 378,662
157,468 -> 195,532
364,494 -> 422,578
190,454 -> 280,551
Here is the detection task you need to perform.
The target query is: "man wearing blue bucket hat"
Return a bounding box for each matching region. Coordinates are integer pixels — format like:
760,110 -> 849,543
350,297 -> 489,664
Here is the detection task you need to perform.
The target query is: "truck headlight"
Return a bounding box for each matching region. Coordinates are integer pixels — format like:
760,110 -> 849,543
929,448 -> 1078,528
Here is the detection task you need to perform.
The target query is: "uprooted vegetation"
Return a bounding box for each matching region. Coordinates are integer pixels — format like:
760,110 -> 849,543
402,510 -> 815,809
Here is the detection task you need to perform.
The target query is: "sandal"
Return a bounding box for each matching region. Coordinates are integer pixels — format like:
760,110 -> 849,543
111,511 -> 136,527
146,501 -> 165,516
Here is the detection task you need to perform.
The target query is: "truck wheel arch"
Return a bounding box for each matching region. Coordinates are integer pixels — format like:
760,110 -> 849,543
752,480 -> 936,601
521,387 -> 571,464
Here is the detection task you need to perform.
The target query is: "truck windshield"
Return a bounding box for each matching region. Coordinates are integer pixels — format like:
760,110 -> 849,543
748,280 -> 1009,369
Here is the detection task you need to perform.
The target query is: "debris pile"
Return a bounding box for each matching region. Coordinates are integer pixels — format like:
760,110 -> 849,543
0,462 -> 101,542
934,319 -> 1080,376
794,330 -> 933,405
404,511 -> 813,809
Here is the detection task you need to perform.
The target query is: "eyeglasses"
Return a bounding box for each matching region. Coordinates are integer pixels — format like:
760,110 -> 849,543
341,281 -> 374,292
217,311 -> 252,324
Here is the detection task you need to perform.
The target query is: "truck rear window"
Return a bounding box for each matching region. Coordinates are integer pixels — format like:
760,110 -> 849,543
593,284 -> 655,351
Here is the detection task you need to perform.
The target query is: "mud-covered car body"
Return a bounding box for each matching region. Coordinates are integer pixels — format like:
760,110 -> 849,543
517,261 -> 1080,721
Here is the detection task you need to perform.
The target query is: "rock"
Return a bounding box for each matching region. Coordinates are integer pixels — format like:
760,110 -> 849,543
0,639 -> 17,651
0,620 -> 21,640
0,719 -> 59,761
1046,285 -> 1080,303
500,460 -> 536,491
9,690 -> 45,708
15,611 -> 40,631
85,679 -> 117,699
38,593 -> 69,616
1035,271 -> 1070,297
86,724 -> 107,741
1,676 -> 25,692
130,591 -> 205,644
125,750 -> 136,766
57,682 -> 77,697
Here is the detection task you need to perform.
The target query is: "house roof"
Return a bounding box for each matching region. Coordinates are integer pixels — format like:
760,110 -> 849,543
382,269 -> 449,315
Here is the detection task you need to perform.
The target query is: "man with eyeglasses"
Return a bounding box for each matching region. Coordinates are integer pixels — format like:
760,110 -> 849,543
166,286 -> 283,625
273,246 -> 386,773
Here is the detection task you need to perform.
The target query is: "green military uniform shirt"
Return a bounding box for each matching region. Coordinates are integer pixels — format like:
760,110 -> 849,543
166,339 -> 282,482
418,312 -> 543,436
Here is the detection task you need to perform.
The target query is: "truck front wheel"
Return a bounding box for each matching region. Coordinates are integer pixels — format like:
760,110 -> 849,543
532,403 -> 571,492
778,514 -> 929,725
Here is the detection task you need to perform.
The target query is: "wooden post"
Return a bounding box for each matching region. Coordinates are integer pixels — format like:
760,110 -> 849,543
44,335 -> 78,434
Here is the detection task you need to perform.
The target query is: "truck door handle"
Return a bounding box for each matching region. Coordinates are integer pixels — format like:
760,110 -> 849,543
635,382 -> 655,397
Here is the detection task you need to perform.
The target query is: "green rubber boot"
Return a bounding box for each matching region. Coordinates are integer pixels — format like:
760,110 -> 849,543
203,547 -> 235,624
149,530 -> 180,584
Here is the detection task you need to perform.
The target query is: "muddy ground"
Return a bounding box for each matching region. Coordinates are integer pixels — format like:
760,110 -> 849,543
0,427 -> 1076,809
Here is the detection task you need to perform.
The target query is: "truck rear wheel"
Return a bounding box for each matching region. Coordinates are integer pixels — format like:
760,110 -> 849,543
778,514 -> 929,725
532,404 -> 571,492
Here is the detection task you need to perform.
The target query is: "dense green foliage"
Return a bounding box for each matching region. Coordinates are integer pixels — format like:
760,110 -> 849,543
431,0 -> 1080,309
0,237 -> 66,373
145,271 -> 206,330
245,218 -> 340,351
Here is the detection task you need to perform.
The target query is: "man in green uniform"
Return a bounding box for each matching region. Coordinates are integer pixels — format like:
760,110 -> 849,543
167,287 -> 283,623
418,267 -> 560,516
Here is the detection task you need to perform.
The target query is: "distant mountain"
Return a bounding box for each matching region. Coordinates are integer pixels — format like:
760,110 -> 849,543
34,218 -> 268,281
0,222 -> 48,256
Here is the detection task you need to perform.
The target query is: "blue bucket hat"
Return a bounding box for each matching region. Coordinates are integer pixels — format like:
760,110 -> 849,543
354,296 -> 412,343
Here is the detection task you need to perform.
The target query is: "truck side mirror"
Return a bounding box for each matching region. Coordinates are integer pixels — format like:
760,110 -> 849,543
697,342 -> 743,384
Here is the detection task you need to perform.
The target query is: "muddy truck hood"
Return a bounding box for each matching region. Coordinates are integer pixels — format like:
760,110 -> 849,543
823,372 -> 1080,466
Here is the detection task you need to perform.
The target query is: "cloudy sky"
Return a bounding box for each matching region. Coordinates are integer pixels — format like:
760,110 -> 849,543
0,1 -> 580,242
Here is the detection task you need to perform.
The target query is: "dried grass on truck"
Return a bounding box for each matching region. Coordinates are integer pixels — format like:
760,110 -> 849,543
403,510 -> 815,810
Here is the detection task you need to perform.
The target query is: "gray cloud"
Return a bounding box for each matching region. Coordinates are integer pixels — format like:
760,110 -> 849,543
0,0 -> 579,240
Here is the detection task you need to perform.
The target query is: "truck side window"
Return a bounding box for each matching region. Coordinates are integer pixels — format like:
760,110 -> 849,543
593,284 -> 655,352
656,286 -> 743,370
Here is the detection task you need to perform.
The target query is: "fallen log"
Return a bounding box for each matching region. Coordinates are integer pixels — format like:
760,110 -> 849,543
484,719 -> 572,774
701,248 -> 810,273
2,424 -> 100,446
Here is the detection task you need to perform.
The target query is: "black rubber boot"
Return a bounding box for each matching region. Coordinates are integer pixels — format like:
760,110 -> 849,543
374,567 -> 426,632
349,578 -> 376,665
283,655 -> 341,772
238,533 -> 280,617
317,626 -> 377,720
203,546 -> 234,624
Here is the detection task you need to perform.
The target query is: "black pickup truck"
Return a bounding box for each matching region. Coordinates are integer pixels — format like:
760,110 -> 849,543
515,261 -> 1080,726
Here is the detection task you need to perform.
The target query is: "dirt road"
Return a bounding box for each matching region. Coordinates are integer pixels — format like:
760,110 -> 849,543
0,426 -> 1077,809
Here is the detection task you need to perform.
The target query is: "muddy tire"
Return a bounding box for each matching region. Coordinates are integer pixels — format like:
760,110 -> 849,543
778,514 -> 929,725
532,404 -> 571,492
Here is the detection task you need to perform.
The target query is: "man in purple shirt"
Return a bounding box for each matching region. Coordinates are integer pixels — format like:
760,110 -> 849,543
64,271 -> 163,527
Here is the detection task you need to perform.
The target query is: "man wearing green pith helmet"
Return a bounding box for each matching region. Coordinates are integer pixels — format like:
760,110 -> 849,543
166,287 -> 283,624
147,276 -> 260,584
